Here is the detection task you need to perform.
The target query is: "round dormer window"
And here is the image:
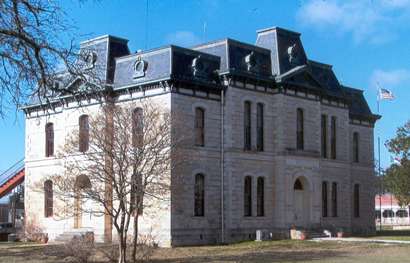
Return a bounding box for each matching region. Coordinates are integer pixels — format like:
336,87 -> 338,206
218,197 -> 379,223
83,51 -> 97,69
133,57 -> 148,79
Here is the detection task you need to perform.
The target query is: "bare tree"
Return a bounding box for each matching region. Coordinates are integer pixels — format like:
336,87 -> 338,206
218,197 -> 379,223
39,99 -> 184,263
0,0 -> 101,116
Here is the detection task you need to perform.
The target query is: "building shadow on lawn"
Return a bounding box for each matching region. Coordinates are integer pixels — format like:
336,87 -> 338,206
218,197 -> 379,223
150,249 -> 349,263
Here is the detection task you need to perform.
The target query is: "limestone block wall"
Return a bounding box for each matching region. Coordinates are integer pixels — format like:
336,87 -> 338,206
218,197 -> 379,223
170,92 -> 222,246
25,92 -> 173,246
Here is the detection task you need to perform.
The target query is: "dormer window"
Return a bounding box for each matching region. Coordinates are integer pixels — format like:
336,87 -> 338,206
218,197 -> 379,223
133,56 -> 148,79
83,51 -> 97,69
245,51 -> 257,71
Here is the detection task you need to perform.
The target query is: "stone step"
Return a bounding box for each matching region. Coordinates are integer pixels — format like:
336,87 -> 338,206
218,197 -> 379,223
54,229 -> 94,243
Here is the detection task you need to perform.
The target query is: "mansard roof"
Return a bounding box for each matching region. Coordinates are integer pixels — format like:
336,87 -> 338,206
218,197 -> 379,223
113,45 -> 220,90
21,26 -> 379,123
193,38 -> 273,82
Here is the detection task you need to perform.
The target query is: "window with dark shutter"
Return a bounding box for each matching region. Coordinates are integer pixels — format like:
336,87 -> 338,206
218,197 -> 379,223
45,123 -> 54,157
244,101 -> 251,150
256,103 -> 264,151
44,180 -> 53,217
194,108 -> 205,146
331,116 -> 337,159
296,108 -> 304,150
354,184 -> 360,217
332,182 -> 338,217
257,177 -> 264,216
132,108 -> 144,148
194,174 -> 205,216
79,115 -> 89,152
321,115 -> 328,158
322,181 -> 328,217
244,176 -> 252,216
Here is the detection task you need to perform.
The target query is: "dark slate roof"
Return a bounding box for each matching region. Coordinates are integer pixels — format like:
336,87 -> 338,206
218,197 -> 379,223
256,27 -> 308,76
22,27 -> 378,123
342,85 -> 378,119
193,38 -> 273,81
113,45 -> 220,89
307,60 -> 344,98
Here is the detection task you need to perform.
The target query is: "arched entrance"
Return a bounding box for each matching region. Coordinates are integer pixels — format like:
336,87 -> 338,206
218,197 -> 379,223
293,177 -> 311,227
74,175 -> 91,229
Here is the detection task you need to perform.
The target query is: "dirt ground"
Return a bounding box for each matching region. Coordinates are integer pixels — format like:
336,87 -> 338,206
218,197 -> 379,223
0,240 -> 410,263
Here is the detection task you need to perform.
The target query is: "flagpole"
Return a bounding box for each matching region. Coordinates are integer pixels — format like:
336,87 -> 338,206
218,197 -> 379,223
377,91 -> 382,231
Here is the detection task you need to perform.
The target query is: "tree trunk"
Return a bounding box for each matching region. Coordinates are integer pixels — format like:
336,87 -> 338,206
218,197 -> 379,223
131,214 -> 139,263
118,235 -> 127,263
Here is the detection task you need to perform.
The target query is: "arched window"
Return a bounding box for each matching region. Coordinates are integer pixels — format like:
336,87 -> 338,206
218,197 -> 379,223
321,115 -> 328,158
256,103 -> 264,151
45,123 -> 54,157
257,177 -> 264,216
44,180 -> 53,218
322,181 -> 328,217
244,176 -> 252,216
354,184 -> 360,218
132,108 -> 143,148
383,209 -> 394,218
194,107 -> 205,146
79,115 -> 89,152
396,210 -> 408,218
194,174 -> 205,216
244,101 -> 251,150
75,174 -> 91,190
294,178 -> 303,190
332,182 -> 338,217
331,116 -> 337,159
296,108 -> 304,150
74,175 -> 91,229
353,132 -> 359,163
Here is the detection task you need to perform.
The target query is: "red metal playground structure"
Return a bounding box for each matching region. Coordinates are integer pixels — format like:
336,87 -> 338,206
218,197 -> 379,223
0,159 -> 25,241
0,159 -> 25,200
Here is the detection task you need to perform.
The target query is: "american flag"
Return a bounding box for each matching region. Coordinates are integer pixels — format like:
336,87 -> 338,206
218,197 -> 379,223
378,88 -> 395,100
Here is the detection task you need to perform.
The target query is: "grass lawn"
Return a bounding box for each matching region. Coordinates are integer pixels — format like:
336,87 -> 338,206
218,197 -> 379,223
1,239 -> 410,263
365,230 -> 410,241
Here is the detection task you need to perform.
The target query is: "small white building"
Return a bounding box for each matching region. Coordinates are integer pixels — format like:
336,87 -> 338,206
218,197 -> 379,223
375,194 -> 410,226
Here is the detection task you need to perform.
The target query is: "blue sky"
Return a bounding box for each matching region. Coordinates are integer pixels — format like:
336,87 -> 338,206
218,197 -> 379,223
1,0 -> 410,173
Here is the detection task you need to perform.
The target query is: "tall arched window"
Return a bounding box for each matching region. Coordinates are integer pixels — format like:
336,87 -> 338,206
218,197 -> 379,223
296,108 -> 304,150
45,123 -> 54,157
331,116 -> 337,159
132,108 -> 144,148
257,177 -> 264,216
354,184 -> 360,218
321,115 -> 328,158
331,182 -> 338,217
244,101 -> 252,150
256,103 -> 264,151
44,180 -> 53,218
194,174 -> 205,216
74,175 -> 91,229
79,115 -> 89,152
322,181 -> 328,217
194,107 -> 205,146
353,132 -> 359,163
244,176 -> 252,216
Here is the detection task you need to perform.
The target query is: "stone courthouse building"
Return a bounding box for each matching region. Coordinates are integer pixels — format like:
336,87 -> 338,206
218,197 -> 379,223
22,26 -> 380,246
